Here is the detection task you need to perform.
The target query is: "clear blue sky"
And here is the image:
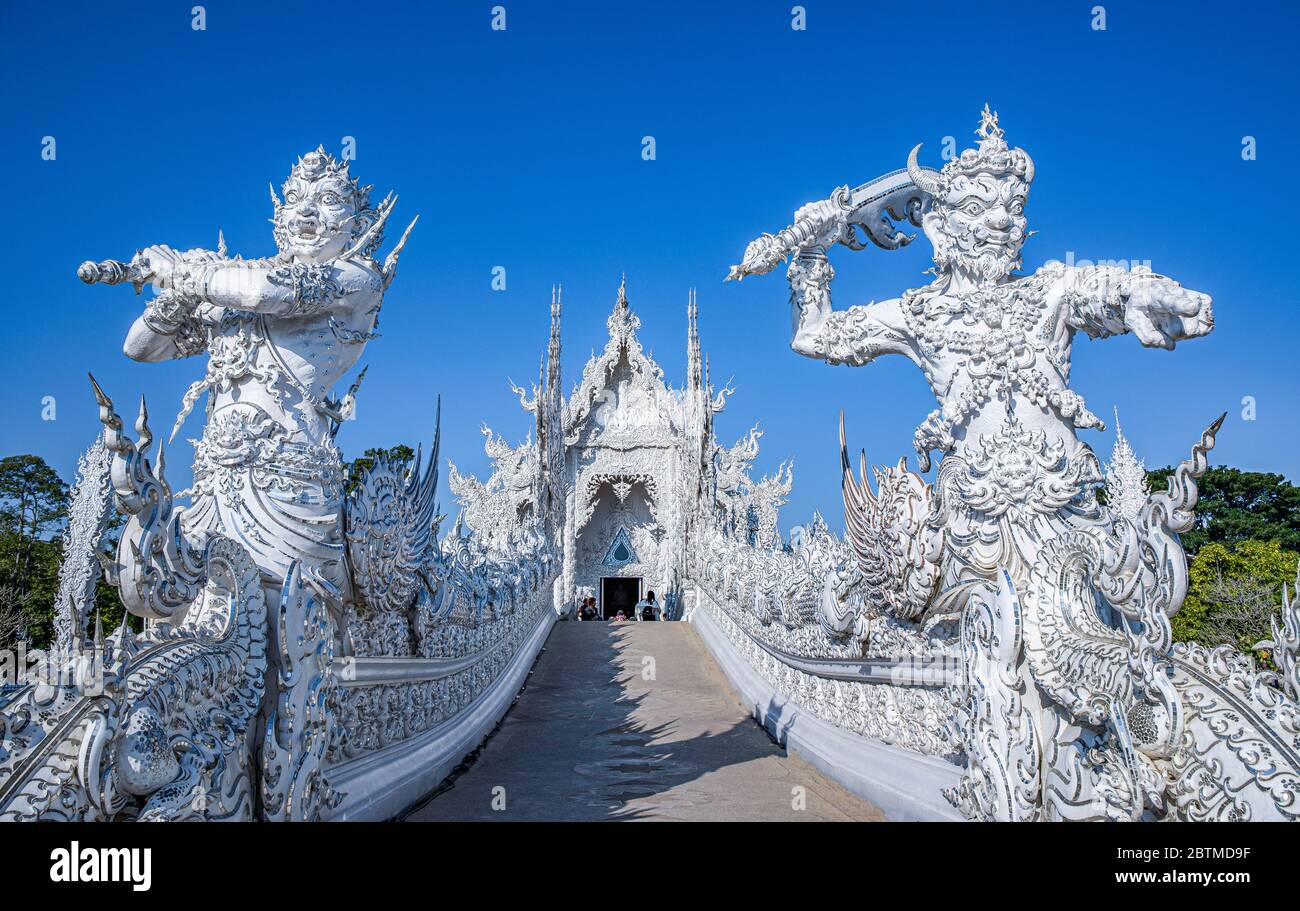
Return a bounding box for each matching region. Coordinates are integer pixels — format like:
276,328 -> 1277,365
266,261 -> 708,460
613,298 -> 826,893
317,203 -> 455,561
1,0 -> 1297,533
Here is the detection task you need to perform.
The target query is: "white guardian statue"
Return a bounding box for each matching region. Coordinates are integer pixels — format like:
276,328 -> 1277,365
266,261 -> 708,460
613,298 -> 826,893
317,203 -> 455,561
79,146 -> 416,592
729,106 -> 1299,821
0,147 -> 563,823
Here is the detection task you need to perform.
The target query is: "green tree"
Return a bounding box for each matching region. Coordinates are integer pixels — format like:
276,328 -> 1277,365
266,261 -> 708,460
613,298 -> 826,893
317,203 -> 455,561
0,455 -> 69,646
346,444 -> 415,495
1146,466 -> 1300,558
0,454 -> 136,648
0,585 -> 27,650
1171,539 -> 1299,658
0,455 -> 68,585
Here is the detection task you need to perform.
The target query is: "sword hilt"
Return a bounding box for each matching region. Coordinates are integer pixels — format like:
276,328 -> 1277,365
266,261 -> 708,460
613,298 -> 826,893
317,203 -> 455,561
77,256 -> 151,294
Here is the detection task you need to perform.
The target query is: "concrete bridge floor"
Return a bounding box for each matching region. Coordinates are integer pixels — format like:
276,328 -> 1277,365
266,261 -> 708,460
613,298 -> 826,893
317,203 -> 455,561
406,621 -> 884,821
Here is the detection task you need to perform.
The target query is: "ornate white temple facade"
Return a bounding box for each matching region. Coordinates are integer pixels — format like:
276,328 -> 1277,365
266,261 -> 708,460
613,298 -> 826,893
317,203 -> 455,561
448,279 -> 792,619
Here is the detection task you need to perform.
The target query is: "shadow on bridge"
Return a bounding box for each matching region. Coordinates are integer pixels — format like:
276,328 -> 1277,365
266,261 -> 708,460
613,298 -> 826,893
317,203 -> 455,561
405,621 -> 881,822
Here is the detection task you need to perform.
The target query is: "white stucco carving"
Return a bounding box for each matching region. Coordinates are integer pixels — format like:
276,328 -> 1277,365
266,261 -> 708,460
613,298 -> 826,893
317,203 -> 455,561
3,126 -> 1295,824
0,148 -> 555,822
52,434 -> 113,646
1105,410 -> 1151,524
724,105 -> 1297,821
452,280 -> 799,619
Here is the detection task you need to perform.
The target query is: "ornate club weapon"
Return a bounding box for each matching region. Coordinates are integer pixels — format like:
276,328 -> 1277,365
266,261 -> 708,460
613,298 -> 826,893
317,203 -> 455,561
78,233 -> 228,293
77,253 -> 156,294
725,166 -> 940,282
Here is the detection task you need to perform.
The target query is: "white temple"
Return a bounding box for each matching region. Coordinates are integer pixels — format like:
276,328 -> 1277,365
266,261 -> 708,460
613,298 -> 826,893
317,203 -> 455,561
5,120 -> 1298,823
448,278 -> 792,619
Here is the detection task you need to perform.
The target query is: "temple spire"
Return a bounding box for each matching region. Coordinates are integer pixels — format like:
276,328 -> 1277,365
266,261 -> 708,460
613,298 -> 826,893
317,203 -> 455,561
548,284 -> 562,397
604,274 -> 641,347
547,284 -> 563,424
687,288 -> 702,391
1105,407 -> 1150,523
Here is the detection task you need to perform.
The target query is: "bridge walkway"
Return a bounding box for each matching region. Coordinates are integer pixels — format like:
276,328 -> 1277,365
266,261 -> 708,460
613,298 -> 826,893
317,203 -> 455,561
406,621 -> 883,821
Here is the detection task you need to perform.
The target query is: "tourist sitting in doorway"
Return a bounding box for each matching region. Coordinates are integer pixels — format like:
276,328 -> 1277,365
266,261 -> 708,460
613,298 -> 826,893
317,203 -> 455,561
636,590 -> 660,621
578,597 -> 597,621
613,609 -> 629,622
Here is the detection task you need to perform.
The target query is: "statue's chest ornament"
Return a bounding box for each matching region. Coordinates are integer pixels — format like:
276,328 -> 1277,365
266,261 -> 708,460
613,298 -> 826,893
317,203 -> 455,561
905,282 -> 1048,368
171,310 -> 330,445
903,280 -> 1101,467
208,313 -> 268,383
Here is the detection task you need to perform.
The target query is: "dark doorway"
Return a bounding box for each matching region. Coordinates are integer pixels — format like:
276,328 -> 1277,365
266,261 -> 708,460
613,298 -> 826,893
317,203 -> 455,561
602,577 -> 640,620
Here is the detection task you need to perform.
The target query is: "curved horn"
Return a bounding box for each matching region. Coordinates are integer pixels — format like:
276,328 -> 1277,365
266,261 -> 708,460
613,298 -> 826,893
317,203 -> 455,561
907,144 -> 943,196
1022,149 -> 1034,185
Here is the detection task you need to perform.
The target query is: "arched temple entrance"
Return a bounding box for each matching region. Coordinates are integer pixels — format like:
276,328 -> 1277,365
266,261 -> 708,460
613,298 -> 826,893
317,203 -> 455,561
600,576 -> 641,619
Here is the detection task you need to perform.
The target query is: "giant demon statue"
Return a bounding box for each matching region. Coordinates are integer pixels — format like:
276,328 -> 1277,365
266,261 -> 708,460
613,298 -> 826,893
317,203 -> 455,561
790,106 -> 1208,469
728,108 -> 1296,821
80,146 -> 417,595
28,147 -> 442,821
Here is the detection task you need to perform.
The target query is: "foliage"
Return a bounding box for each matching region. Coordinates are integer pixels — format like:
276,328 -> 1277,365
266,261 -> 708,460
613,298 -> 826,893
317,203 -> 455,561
1197,575 -> 1282,656
1146,467 -> 1300,661
1170,539 -> 1299,660
0,455 -> 69,648
0,455 -> 67,541
1147,466 -> 1300,558
345,444 -> 415,495
0,585 -> 27,650
0,454 -> 135,649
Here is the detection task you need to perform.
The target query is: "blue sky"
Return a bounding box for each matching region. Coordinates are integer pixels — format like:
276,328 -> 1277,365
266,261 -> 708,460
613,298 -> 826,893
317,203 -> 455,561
1,0 -> 1297,533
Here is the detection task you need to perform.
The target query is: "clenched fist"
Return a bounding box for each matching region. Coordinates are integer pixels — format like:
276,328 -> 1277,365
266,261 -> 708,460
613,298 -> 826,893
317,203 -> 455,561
1125,274 -> 1213,350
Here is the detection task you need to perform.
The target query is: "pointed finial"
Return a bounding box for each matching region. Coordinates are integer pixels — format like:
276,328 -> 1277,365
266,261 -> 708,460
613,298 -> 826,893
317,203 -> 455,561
616,273 -> 628,309
382,214 -> 419,289
136,396 -> 152,455
1105,406 -> 1149,523
87,373 -> 124,442
111,609 -> 135,675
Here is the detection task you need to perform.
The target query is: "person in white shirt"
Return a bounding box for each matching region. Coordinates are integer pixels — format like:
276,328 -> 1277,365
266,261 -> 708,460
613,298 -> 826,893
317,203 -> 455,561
635,591 -> 661,621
